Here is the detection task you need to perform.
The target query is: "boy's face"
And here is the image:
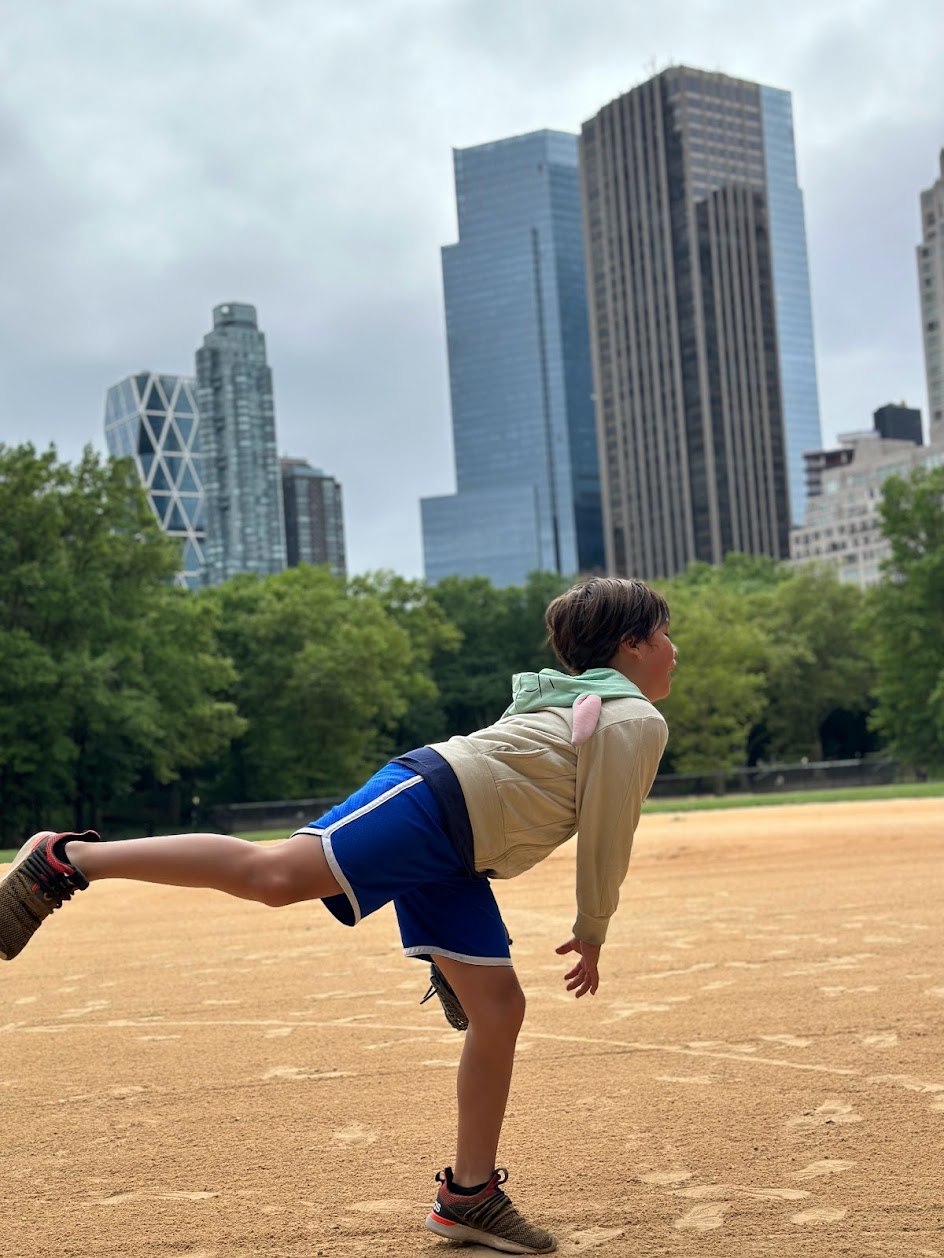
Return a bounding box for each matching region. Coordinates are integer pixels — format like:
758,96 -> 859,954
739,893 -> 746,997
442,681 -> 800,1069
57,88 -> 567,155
615,622 -> 677,701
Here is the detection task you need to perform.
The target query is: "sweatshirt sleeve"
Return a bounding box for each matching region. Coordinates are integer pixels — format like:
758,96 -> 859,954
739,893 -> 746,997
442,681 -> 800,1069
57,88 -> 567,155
571,712 -> 668,945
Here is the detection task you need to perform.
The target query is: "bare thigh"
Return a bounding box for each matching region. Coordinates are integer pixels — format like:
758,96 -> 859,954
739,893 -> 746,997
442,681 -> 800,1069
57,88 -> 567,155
264,830 -> 344,903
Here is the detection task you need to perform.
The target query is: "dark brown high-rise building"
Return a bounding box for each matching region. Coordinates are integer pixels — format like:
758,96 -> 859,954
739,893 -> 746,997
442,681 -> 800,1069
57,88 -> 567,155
580,67 -> 821,577
281,458 -> 347,579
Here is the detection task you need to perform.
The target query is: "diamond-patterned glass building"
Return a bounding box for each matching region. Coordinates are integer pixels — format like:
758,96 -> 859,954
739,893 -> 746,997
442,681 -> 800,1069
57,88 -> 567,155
104,372 -> 205,590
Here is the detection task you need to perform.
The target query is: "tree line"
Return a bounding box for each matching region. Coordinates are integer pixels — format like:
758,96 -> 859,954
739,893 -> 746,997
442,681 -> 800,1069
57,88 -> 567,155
1,443 -> 941,842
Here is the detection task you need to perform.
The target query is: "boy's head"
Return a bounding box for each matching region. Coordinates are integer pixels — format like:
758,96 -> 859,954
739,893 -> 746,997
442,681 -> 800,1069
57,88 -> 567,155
545,577 -> 670,675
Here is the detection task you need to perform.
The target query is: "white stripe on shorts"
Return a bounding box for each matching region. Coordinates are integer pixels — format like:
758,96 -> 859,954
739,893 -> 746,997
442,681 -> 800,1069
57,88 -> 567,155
293,773 -> 425,926
403,945 -> 513,967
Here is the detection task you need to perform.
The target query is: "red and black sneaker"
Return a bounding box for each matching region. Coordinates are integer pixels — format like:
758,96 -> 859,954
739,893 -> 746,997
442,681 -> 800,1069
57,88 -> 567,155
0,831 -> 100,961
425,1167 -> 557,1254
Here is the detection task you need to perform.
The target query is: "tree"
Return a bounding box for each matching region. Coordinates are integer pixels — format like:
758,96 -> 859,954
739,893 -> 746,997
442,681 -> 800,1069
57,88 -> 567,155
0,445 -> 243,839
656,581 -> 768,781
426,573 -> 568,736
205,565 -> 442,801
664,555 -> 875,764
865,465 -> 944,768
348,571 -> 461,749
754,566 -> 872,762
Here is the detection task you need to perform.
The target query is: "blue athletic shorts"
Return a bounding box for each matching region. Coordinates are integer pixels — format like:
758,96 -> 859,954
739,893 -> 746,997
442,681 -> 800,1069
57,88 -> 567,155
292,762 -> 512,967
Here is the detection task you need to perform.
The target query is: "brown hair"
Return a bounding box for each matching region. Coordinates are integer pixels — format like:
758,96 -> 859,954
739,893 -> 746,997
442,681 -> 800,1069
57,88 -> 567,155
545,577 -> 670,675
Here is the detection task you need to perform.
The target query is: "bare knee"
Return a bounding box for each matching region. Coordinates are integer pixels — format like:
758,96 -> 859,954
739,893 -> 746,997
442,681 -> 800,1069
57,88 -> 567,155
468,978 -> 526,1037
243,833 -> 338,907
249,849 -> 307,908
475,986 -> 528,1036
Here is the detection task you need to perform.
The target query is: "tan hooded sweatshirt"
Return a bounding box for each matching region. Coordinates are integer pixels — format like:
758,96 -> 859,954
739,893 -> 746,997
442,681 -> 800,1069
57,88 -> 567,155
429,668 -> 668,945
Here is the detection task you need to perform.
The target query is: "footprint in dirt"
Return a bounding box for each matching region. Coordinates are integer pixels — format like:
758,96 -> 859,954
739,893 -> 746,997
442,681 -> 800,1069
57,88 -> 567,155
787,1098 -> 862,1128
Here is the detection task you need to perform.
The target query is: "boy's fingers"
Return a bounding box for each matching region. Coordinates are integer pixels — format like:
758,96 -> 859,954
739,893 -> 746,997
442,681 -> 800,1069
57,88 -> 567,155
555,939 -> 577,955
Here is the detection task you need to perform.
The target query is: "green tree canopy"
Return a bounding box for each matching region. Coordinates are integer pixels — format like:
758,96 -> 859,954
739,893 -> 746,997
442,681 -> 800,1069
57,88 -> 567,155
656,580 -> 768,775
865,465 -> 944,767
754,566 -> 872,761
204,564 -> 446,801
425,572 -> 569,736
0,445 -> 242,840
348,571 -> 461,748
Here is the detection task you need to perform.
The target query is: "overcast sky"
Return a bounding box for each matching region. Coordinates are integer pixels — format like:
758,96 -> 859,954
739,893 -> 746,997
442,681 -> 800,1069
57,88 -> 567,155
1,0 -> 941,577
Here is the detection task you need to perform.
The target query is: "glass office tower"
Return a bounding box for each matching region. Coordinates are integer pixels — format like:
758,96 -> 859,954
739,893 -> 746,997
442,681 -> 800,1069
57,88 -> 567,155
422,130 -> 604,587
195,303 -> 287,584
759,85 -> 823,525
581,68 -> 822,577
104,372 -> 205,590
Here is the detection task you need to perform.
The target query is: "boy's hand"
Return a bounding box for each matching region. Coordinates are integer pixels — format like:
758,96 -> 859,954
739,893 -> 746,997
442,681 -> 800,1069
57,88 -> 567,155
555,937 -> 602,997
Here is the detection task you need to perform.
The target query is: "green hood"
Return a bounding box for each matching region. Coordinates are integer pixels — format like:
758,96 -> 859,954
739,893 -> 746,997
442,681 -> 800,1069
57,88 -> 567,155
504,667 -> 644,715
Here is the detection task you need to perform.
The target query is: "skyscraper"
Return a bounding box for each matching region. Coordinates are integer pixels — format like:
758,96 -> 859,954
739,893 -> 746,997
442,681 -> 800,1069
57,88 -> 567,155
580,67 -> 822,578
281,457 -> 347,578
918,150 -> 944,446
195,303 -> 286,584
422,130 -> 604,587
104,372 -> 205,590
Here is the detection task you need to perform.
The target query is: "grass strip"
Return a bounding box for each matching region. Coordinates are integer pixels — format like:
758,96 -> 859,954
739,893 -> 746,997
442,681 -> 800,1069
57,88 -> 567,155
2,780 -> 940,862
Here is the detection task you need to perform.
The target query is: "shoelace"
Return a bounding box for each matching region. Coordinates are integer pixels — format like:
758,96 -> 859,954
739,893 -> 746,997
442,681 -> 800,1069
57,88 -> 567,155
21,848 -> 81,908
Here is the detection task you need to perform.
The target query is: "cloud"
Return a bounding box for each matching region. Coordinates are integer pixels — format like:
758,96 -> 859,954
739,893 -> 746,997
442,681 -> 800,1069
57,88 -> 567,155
0,0 -> 941,573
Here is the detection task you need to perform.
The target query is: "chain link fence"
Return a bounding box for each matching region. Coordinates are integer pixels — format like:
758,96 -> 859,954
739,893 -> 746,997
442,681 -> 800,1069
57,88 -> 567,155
210,758 -> 907,831
649,758 -> 901,799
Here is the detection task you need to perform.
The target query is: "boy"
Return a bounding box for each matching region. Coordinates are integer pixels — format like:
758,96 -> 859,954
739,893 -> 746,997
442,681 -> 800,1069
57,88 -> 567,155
0,577 -> 674,1255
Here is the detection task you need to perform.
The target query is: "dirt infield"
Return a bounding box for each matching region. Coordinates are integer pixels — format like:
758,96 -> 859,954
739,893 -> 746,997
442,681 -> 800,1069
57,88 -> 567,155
1,799 -> 942,1257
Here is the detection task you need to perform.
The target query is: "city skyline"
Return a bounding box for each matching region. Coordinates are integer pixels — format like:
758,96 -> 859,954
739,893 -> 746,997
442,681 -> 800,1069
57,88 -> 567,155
2,3 -> 940,577
104,305 -> 348,591
422,130 -> 603,587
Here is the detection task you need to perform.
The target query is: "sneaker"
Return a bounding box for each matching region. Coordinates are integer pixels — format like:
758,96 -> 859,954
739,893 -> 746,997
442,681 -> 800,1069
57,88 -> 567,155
0,831 -> 99,961
425,1167 -> 557,1254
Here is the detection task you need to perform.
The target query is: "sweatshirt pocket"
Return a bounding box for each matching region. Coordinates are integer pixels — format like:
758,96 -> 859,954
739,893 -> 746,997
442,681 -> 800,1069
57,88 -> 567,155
494,778 -> 576,835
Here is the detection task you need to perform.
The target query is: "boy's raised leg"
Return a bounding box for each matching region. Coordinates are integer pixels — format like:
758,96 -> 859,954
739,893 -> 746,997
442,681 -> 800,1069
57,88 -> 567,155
63,830 -> 341,904
0,829 -> 342,962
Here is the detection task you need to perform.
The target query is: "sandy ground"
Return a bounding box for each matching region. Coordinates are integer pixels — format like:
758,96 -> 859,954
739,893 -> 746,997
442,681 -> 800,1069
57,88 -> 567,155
1,799 -> 942,1258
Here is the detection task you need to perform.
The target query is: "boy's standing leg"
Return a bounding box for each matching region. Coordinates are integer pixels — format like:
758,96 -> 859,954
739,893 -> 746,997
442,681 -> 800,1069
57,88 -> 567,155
424,955 -> 557,1254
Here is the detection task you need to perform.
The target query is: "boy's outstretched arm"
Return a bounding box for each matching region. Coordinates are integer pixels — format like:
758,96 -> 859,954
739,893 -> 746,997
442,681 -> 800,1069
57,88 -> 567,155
555,937 -> 601,997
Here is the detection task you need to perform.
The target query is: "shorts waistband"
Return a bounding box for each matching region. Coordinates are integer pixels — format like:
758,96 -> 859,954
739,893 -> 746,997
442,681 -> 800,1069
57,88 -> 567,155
392,747 -> 480,880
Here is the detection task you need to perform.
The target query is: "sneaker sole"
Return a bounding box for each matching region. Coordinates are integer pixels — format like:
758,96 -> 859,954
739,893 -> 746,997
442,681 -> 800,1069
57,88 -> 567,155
425,1210 -> 557,1254
0,832 -> 56,961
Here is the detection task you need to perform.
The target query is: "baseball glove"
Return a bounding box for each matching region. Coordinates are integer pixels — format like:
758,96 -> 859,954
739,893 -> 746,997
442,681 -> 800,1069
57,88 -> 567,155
419,929 -> 512,1032
420,960 -> 469,1031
